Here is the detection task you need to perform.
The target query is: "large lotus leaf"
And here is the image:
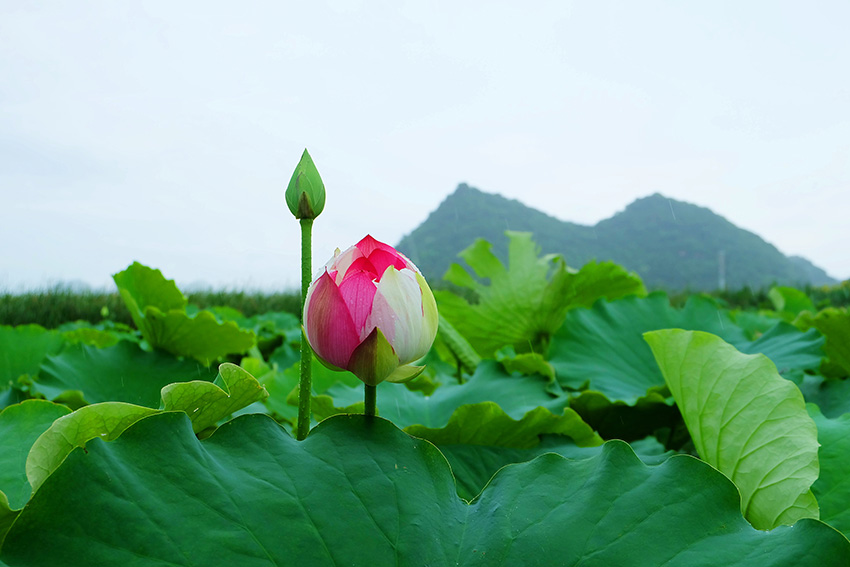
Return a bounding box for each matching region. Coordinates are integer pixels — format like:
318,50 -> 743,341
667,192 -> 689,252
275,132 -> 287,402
0,401 -> 70,510
566,260 -> 647,310
112,262 -> 187,321
809,405 -> 850,537
730,309 -> 784,340
27,362 -> 266,493
316,362 -> 600,448
645,330 -> 820,530
550,293 -> 747,402
161,362 -> 268,433
2,412 -> 847,566
325,361 -> 565,425
0,325 -> 65,385
799,375 -> 850,418
113,262 -> 256,364
27,402 -> 159,493
441,435 -> 673,501
141,308 -> 256,365
405,403 -> 602,448
738,322 -> 824,380
768,286 -> 815,317
811,307 -> 850,376
550,294 -> 822,406
0,496 -> 14,555
436,231 -> 643,357
36,340 -> 217,407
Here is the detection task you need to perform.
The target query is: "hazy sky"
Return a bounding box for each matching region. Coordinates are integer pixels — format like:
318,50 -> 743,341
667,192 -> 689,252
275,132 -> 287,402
2,1 -> 848,292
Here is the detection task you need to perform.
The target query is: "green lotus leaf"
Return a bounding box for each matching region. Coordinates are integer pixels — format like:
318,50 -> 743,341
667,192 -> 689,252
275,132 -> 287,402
26,402 -> 159,494
729,309 -> 784,340
550,293 -> 822,405
0,388 -> 26,413
112,262 -> 256,364
0,493 -> 14,554
645,329 -> 820,530
441,435 -> 673,501
496,348 -> 556,381
161,362 -> 268,433
810,307 -> 850,376
36,340 -> 217,407
799,374 -> 850,418
809,404 -> 850,538
566,259 -> 647,310
0,401 -> 70,510
0,325 -> 65,387
59,327 -> 121,348
324,360 -> 566,425
318,361 -> 599,448
26,361 -> 266,495
405,403 -> 601,448
112,262 -> 187,318
2,413 -> 846,565
436,231 -> 644,357
768,286 -> 815,317
140,308 -> 256,365
738,322 -> 824,381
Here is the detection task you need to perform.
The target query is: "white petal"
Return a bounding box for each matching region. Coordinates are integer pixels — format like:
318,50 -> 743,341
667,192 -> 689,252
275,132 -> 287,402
367,267 -> 429,364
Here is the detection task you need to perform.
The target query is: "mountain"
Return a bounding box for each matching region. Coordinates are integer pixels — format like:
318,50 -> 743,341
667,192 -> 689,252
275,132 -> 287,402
396,184 -> 836,291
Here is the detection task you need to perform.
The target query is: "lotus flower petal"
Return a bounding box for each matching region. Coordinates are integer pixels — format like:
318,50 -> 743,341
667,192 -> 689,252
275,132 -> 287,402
384,364 -> 426,383
356,234 -> 398,257
346,256 -> 379,279
367,249 -> 409,280
346,327 -> 399,386
304,271 -> 361,368
369,267 -> 432,364
337,270 -> 378,339
328,246 -> 364,285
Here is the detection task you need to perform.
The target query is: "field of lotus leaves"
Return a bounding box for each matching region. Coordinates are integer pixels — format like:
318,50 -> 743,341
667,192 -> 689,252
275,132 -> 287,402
1,231 -> 849,565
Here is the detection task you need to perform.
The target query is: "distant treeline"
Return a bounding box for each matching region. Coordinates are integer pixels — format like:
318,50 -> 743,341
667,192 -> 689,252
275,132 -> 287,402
1,282 -> 848,329
0,287 -> 302,329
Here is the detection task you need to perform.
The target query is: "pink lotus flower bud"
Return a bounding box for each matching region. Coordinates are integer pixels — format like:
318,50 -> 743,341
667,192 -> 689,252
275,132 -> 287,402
303,235 -> 438,386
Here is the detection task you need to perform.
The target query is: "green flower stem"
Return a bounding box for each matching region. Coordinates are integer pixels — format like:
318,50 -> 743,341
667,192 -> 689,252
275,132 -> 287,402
296,218 -> 314,441
364,384 -> 377,418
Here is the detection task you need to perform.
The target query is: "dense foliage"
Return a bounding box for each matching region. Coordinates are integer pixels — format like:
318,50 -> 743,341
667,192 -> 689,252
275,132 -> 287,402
0,287 -> 301,328
397,184 -> 836,290
1,235 -> 849,565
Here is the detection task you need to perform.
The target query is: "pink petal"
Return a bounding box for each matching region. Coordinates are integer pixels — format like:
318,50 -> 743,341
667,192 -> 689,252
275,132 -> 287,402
355,234 -> 397,257
304,271 -> 361,369
337,269 -> 378,339
368,249 -> 408,281
346,256 -> 379,278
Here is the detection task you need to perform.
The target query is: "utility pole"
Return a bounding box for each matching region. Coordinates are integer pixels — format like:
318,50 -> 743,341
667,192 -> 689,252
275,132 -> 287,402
718,250 -> 726,291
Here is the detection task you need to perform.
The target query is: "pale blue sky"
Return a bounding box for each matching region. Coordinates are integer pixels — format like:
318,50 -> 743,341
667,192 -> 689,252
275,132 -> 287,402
2,1 -> 848,291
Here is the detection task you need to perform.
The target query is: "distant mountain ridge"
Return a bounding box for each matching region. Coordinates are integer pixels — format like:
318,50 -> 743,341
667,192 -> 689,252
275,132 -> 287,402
396,184 -> 836,291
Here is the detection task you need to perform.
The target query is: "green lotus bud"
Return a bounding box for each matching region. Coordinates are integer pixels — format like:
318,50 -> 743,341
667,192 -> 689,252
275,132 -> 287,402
285,149 -> 326,219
